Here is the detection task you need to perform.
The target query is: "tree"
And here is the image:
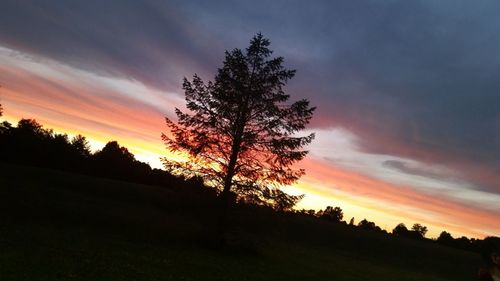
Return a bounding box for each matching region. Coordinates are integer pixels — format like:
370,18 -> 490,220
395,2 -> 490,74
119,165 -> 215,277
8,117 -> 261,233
319,206 -> 344,222
93,141 -> 139,180
17,119 -> 50,137
95,141 -> 135,163
393,223 -> 427,239
0,121 -> 12,135
71,134 -> 91,158
437,231 -> 454,246
392,223 -> 409,236
162,34 -> 315,241
358,219 -> 382,232
411,223 -> 428,238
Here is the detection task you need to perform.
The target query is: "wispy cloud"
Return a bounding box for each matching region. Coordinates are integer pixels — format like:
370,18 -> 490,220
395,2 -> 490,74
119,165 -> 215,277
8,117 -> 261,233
1,0 -> 499,238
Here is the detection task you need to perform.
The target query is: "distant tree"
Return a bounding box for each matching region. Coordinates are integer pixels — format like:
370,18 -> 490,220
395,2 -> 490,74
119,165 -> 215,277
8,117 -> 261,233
296,209 -> 316,216
411,223 -> 428,238
0,120 -> 12,157
0,121 -> 12,135
455,236 -> 473,251
71,134 -> 91,158
94,141 -> 135,163
392,223 -> 427,240
17,119 -> 51,137
437,231 -> 454,245
0,117 -> 190,190
264,188 -> 304,212
479,236 -> 500,264
319,206 -> 344,222
93,141 -> 139,180
436,231 -> 477,252
358,219 -> 382,232
50,133 -> 72,166
349,217 -> 355,226
11,119 -> 52,165
162,34 -> 315,243
392,223 -> 409,236
307,209 -> 316,216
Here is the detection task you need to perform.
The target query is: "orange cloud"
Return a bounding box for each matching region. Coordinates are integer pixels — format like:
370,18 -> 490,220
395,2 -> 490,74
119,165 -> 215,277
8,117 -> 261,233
289,157 -> 499,238
1,48 -> 497,239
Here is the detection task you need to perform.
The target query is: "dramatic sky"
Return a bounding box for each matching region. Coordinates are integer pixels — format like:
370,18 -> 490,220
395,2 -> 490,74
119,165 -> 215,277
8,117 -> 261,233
1,0 -> 499,238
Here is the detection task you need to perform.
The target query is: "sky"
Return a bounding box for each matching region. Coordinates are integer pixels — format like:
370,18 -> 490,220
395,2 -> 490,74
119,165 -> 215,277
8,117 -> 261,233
0,0 -> 499,239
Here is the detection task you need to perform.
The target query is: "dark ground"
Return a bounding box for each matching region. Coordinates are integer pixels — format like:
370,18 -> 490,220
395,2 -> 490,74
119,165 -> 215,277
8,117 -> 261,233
0,162 -> 481,281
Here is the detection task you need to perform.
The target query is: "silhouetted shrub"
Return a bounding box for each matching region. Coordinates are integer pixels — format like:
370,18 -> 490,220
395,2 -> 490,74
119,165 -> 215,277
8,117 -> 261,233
318,206 -> 344,223
358,219 -> 382,232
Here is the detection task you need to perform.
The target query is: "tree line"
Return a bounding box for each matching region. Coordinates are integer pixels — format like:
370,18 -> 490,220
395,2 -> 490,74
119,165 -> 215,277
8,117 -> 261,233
0,118 -> 212,194
0,115 -> 496,254
295,205 -> 494,253
1,34 -> 496,253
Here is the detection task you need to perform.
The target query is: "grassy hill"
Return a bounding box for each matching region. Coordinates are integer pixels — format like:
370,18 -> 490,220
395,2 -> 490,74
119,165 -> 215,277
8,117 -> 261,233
0,162 -> 482,281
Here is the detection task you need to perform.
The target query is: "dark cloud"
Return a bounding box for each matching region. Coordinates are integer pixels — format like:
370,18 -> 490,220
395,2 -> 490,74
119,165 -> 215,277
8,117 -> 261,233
1,0 -> 499,192
0,0 -> 226,90
382,160 -> 455,183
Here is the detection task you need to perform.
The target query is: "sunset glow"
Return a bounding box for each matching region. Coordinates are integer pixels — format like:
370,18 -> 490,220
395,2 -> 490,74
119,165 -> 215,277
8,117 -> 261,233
1,1 -> 499,240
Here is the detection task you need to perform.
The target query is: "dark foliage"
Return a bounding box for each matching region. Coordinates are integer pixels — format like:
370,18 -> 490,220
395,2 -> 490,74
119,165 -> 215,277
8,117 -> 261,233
436,230 -> 481,252
0,115 -> 494,255
358,219 -> 384,232
358,219 -> 385,232
318,206 -> 344,223
477,237 -> 500,266
393,223 -> 410,236
437,231 -> 454,245
392,223 -> 428,240
411,223 -> 428,238
0,118 -> 193,192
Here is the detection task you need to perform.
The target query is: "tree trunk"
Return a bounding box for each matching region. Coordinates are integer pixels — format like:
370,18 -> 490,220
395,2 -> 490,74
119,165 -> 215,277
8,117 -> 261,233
215,121 -> 244,247
215,86 -> 250,247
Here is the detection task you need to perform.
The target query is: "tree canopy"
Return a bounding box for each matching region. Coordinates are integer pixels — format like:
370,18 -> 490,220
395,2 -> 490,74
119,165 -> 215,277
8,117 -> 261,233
319,206 -> 344,222
411,223 -> 428,238
162,33 -> 315,209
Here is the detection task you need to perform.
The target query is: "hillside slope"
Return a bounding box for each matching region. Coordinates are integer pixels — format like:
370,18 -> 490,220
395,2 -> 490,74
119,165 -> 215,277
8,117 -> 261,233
0,162 -> 481,281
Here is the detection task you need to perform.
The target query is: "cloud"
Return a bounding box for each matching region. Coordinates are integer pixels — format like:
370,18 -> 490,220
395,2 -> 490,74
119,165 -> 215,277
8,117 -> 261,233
309,128 -> 500,214
294,157 -> 500,238
0,0 -> 226,91
1,0 -> 499,237
0,46 -> 185,168
382,160 -> 455,182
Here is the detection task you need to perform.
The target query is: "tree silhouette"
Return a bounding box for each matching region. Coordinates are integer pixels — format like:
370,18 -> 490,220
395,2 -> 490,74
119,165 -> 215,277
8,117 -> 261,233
392,222 -> 428,239
392,223 -> 409,236
95,141 -> 135,163
71,134 -> 91,158
358,219 -> 382,232
93,141 -> 138,180
319,206 -> 344,222
17,118 -> 50,137
0,120 -> 12,135
411,223 -> 428,238
437,231 -> 454,246
162,34 -> 315,242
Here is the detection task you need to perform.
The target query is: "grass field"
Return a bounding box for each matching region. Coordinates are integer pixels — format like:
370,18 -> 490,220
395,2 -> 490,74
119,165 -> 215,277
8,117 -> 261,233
0,162 -> 482,281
